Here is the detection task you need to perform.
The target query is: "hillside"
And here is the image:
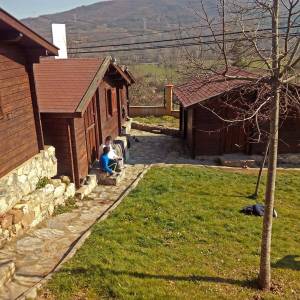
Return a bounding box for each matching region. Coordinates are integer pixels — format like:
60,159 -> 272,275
23,0 -> 205,41
22,0 -> 214,62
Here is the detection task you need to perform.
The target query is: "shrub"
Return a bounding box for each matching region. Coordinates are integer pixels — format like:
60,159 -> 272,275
36,177 -> 51,189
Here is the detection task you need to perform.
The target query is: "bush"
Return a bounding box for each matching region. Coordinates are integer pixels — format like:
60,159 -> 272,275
36,177 -> 51,189
53,197 -> 78,216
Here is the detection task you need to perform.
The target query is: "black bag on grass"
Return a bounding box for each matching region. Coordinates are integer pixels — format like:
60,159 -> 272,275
241,204 -> 278,218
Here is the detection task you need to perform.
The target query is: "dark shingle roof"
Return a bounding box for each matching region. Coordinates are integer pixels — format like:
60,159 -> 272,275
174,68 -> 258,108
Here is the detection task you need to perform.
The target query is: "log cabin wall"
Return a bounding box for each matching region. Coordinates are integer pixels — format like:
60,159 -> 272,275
0,44 -> 40,178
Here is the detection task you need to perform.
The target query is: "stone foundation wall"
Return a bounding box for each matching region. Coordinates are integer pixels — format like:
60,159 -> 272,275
0,179 -> 75,246
131,121 -> 180,137
0,146 -> 57,215
129,106 -> 180,118
0,146 -> 76,246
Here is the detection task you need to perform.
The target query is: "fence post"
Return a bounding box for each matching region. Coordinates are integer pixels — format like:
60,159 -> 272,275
165,84 -> 174,115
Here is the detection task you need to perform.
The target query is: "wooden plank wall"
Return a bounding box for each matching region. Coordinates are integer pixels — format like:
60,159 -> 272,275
192,105 -> 224,156
120,85 -> 128,123
41,116 -> 74,180
278,116 -> 300,153
99,79 -> 120,142
0,44 -> 39,178
193,103 -> 300,156
251,116 -> 300,154
73,117 -> 88,184
186,108 -> 194,150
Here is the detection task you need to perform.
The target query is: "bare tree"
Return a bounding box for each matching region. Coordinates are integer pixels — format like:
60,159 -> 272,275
182,0 -> 300,291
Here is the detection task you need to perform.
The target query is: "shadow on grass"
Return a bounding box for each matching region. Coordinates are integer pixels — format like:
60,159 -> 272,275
62,267 -> 258,289
272,255 -> 300,271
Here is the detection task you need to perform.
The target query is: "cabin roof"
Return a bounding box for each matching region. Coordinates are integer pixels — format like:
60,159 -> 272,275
118,65 -> 136,83
174,68 -> 258,108
0,8 -> 58,55
34,57 -> 133,115
34,58 -> 107,114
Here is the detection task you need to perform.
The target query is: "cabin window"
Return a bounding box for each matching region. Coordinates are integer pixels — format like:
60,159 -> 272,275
106,89 -> 113,118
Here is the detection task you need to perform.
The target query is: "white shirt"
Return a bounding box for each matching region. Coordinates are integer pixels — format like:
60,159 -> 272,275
102,144 -> 118,160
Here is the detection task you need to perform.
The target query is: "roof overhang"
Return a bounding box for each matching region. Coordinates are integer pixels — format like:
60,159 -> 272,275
175,80 -> 300,109
75,56 -> 112,115
75,57 -> 137,115
174,83 -> 250,109
40,112 -> 82,118
0,8 -> 58,56
112,64 -> 133,84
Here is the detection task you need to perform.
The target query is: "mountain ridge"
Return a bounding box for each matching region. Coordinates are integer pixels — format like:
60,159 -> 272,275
22,0 -> 207,43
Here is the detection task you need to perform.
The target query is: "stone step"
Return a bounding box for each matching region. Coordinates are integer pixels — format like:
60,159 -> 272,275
97,170 -> 126,186
0,260 -> 15,289
75,175 -> 98,200
220,158 -> 257,168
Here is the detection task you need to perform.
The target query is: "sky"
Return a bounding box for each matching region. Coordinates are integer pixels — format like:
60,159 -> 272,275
0,0 -> 105,19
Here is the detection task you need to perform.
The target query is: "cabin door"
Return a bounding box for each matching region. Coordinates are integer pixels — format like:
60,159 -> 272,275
84,95 -> 99,167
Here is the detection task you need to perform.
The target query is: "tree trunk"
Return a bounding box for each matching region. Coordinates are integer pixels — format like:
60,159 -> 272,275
259,0 -> 280,290
252,141 -> 270,199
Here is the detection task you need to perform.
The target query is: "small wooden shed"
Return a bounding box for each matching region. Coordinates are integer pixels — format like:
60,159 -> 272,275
0,9 -> 58,179
174,68 -> 300,157
34,57 -> 134,187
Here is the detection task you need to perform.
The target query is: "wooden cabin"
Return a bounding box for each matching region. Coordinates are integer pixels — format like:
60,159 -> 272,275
0,9 -> 58,179
174,69 -> 300,157
34,57 -> 134,187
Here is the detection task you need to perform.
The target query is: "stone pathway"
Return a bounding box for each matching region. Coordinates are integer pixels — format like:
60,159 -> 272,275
0,164 -> 146,300
128,129 -> 196,165
128,130 -> 300,168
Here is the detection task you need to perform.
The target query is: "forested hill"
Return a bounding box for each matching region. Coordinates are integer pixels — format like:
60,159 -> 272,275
22,0 -> 207,43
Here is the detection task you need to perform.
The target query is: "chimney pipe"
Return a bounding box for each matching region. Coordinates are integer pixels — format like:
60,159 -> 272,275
52,24 -> 68,59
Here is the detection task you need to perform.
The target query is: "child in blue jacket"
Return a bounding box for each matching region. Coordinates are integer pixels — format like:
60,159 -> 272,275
100,147 -> 117,175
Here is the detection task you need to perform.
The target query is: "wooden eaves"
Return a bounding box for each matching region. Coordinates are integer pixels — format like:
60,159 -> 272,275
0,8 -> 58,55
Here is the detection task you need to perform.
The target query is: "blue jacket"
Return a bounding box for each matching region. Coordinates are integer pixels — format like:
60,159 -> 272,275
100,154 -> 113,174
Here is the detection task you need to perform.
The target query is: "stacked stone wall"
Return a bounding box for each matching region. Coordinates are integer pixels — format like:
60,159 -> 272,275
131,121 -> 180,137
0,146 -> 57,214
0,146 -> 75,246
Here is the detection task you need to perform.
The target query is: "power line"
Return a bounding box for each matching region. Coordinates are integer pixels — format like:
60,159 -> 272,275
68,32 -> 300,54
68,25 -> 300,51
69,14 -> 294,45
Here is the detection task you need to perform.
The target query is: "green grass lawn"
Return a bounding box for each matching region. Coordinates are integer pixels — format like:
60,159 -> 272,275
133,116 -> 179,128
43,167 -> 300,300
130,64 -> 180,83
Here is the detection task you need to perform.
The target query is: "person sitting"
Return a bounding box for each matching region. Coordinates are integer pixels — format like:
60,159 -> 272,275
102,136 -> 124,170
100,147 -> 117,175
